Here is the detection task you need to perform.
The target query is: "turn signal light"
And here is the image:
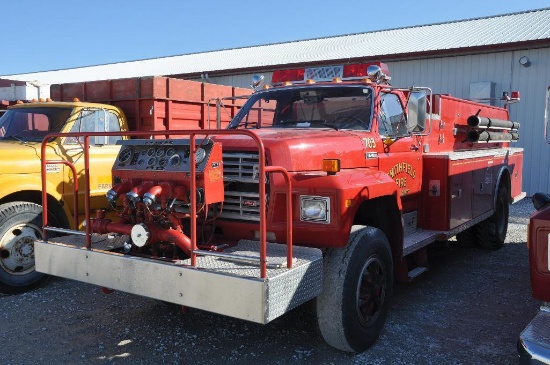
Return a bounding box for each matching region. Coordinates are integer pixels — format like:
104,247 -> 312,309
322,159 -> 340,175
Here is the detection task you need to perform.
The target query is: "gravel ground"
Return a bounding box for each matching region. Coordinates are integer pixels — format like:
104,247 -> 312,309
0,199 -> 539,365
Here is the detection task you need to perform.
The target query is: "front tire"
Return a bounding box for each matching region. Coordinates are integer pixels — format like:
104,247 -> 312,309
0,202 -> 49,294
317,226 -> 393,352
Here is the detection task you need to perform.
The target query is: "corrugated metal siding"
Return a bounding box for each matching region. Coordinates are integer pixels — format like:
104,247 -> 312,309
509,48 -> 550,196
391,51 -> 550,196
388,51 -> 550,196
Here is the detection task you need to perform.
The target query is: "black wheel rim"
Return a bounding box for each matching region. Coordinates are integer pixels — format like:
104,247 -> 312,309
356,255 -> 387,327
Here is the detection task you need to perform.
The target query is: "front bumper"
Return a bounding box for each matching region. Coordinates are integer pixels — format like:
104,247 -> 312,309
518,305 -> 550,364
35,236 -> 323,324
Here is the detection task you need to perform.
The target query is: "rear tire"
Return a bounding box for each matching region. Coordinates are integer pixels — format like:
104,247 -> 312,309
456,226 -> 477,247
476,184 -> 509,250
0,202 -> 51,294
317,226 -> 393,352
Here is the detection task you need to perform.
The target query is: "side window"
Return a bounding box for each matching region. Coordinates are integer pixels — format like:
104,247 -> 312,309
65,109 -> 122,146
379,93 -> 407,137
107,110 -> 122,145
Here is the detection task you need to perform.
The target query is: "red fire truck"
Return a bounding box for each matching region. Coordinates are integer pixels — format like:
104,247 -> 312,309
517,85 -> 550,363
34,62 -> 524,352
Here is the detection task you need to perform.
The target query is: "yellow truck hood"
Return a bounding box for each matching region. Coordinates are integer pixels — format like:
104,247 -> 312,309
0,139 -> 57,174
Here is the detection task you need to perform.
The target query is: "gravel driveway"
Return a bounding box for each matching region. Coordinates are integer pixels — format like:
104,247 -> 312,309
0,199 -> 539,364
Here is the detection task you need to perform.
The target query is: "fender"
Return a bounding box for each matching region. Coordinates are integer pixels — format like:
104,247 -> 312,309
267,169 -> 402,248
349,170 -> 402,209
285,168 -> 401,209
0,174 -> 72,225
494,165 -> 511,207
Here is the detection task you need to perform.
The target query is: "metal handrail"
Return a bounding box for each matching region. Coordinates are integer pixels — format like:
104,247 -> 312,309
40,129 -> 293,279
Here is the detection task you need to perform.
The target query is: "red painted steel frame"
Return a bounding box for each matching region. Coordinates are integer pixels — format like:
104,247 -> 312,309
40,129 -> 293,279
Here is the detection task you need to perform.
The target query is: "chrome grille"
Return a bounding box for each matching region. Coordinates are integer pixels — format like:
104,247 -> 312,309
223,152 -> 260,183
221,191 -> 261,221
221,151 -> 262,221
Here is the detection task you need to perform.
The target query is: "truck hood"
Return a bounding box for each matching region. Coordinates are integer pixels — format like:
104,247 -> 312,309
214,129 -> 366,171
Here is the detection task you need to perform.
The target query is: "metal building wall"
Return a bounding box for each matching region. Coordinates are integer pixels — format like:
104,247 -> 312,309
208,49 -> 550,196
386,49 -> 550,196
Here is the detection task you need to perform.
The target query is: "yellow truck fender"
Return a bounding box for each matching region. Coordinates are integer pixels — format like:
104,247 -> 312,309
0,174 -> 71,225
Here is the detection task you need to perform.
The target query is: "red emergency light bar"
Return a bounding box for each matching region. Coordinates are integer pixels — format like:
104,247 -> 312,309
271,62 -> 391,84
343,62 -> 390,79
271,69 -> 305,84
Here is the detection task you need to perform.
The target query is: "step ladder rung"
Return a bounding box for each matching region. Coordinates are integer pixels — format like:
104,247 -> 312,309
408,266 -> 428,279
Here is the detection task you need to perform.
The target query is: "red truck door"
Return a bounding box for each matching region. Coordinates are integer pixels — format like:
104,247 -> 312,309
375,92 -> 422,212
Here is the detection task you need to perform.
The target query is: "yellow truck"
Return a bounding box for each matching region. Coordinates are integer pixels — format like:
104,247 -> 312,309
0,77 -> 249,293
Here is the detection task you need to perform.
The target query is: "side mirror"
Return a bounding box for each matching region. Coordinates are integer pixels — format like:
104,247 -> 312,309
407,91 -> 427,134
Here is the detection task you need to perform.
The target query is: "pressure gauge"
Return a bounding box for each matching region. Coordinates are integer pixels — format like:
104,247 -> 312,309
147,148 -> 156,157
166,147 -> 176,157
156,148 -> 165,158
195,148 -> 206,164
118,148 -> 133,163
169,154 -> 182,167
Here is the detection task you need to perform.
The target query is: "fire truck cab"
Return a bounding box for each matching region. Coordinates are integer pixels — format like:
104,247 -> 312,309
34,63 -> 524,352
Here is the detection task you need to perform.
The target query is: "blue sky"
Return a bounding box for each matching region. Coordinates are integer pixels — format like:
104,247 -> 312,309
1,0 -> 548,76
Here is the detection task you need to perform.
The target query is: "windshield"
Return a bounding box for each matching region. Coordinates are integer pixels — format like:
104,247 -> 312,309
0,107 -> 73,142
229,86 -> 373,130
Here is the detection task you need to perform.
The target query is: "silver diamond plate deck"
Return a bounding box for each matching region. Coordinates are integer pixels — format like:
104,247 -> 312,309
36,236 -> 323,324
189,240 -> 320,279
403,229 -> 439,256
403,210 -> 494,256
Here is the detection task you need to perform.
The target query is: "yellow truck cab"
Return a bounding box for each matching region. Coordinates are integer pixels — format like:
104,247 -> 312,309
0,75 -> 251,294
0,100 -> 127,293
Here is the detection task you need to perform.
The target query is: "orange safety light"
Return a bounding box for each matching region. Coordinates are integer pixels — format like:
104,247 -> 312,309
73,97 -> 80,102
322,159 -> 340,175
305,79 -> 316,84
